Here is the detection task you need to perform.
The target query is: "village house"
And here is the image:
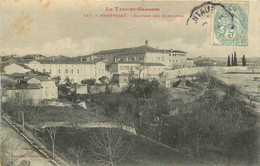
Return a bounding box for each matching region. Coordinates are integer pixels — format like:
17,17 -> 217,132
87,40 -> 194,69
110,62 -> 165,78
26,76 -> 58,100
25,56 -> 110,84
2,84 -> 43,105
2,63 -> 31,74
1,72 -> 58,105
110,62 -> 166,86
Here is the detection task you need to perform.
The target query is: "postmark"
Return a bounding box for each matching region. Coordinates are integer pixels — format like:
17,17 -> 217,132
212,2 -> 248,46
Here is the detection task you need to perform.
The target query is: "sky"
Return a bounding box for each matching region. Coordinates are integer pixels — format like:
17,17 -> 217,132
0,0 -> 259,58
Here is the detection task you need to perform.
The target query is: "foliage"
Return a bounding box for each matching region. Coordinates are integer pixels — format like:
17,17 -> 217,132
231,53 -> 234,66
242,55 -> 246,66
81,79 -> 96,86
58,84 -> 70,95
169,82 -> 258,163
98,76 -> 109,84
65,76 -> 72,86
53,76 -> 61,85
227,55 -> 230,66
234,51 -> 237,66
125,78 -> 160,100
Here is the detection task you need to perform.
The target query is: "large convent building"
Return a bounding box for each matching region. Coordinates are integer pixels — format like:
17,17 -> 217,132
86,40 -> 194,69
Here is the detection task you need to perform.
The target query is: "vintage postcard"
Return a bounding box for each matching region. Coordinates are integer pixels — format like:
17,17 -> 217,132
0,0 -> 259,166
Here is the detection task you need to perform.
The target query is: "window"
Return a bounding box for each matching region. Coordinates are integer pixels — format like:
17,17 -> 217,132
58,69 -> 60,74
49,69 -> 51,73
71,69 -> 73,74
77,69 -> 79,74
169,54 -> 171,56
169,60 -> 171,62
43,69 -> 46,73
65,69 -> 68,74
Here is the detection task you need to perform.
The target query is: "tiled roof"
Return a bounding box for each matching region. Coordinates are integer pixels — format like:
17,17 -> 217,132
4,72 -> 30,79
93,45 -> 187,56
17,63 -> 31,69
36,56 -> 102,64
93,48 -> 133,55
22,54 -> 46,59
111,62 -> 141,65
5,83 -> 42,90
25,75 -> 51,82
110,62 -> 165,66
141,63 -> 165,66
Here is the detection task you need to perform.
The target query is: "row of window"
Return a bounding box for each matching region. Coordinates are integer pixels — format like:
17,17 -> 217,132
39,64 -> 96,67
169,53 -> 186,56
169,59 -> 183,63
42,68 -> 104,74
119,66 -> 137,70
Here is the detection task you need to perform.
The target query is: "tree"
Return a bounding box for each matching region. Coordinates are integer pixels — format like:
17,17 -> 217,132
46,127 -> 59,159
27,107 -> 42,143
217,110 -> 247,165
68,139 -> 86,166
177,102 -> 209,158
146,87 -> 171,142
65,76 -> 72,86
231,53 -> 234,66
98,76 -> 109,84
234,51 -> 237,66
53,76 -> 61,85
242,55 -> 246,66
88,128 -> 132,166
227,55 -> 230,66
81,79 -> 96,86
9,90 -> 33,133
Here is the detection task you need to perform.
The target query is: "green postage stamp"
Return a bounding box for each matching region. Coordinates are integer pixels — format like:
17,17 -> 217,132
212,2 -> 248,46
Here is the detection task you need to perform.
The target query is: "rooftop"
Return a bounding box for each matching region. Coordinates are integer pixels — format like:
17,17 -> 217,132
93,43 -> 187,56
35,56 -> 103,64
4,83 -> 42,90
111,62 -> 165,66
141,63 -> 165,66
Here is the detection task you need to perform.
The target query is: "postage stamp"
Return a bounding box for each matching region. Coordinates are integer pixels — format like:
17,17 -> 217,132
211,2 -> 248,46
